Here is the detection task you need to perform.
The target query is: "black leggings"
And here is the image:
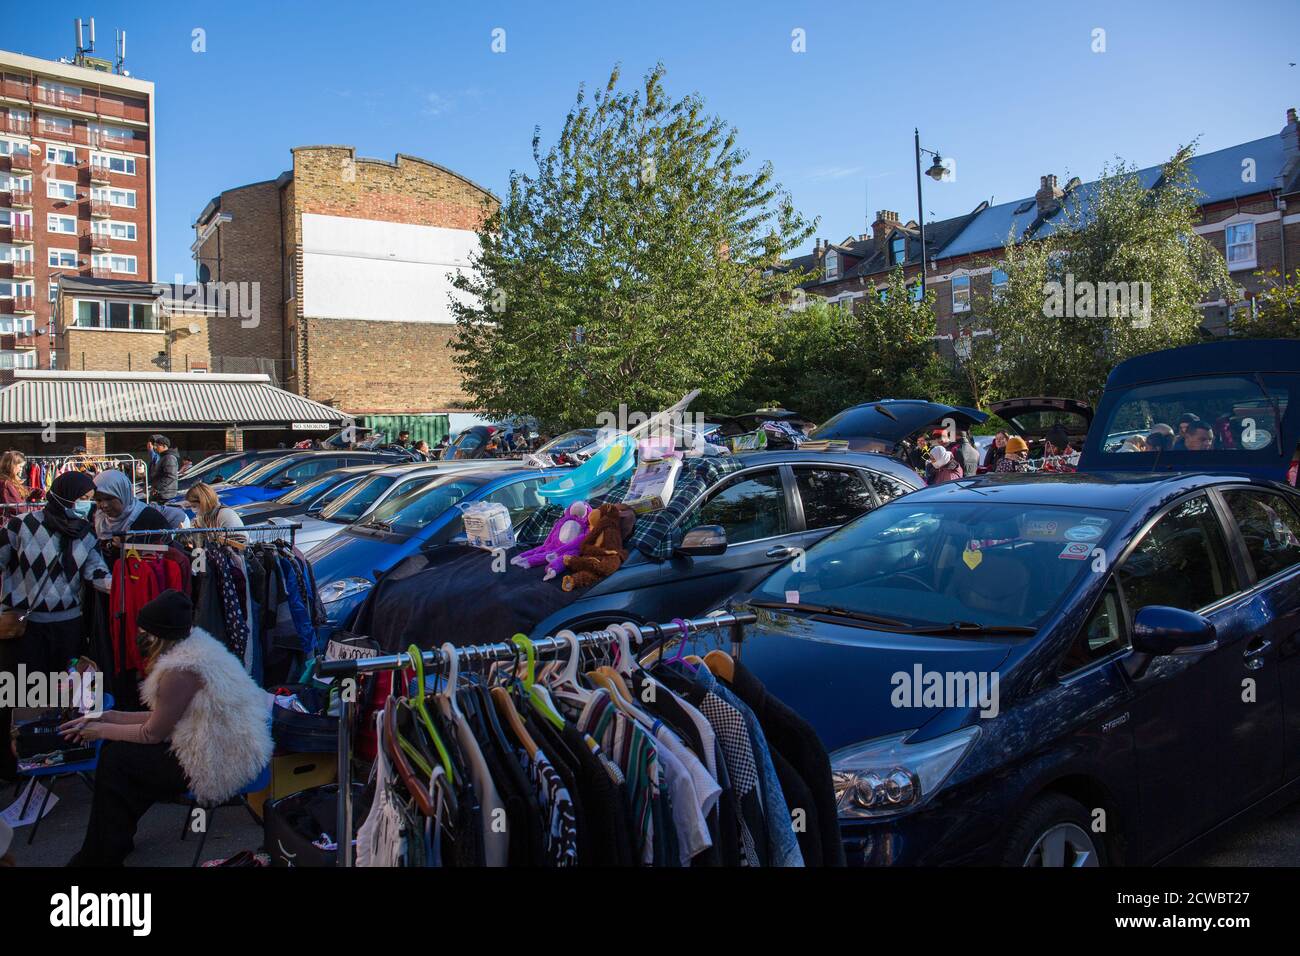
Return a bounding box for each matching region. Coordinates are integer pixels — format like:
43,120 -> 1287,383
70,739 -> 189,866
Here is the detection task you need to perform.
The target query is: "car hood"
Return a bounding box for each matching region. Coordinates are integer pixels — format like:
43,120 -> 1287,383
295,516 -> 349,556
809,401 -> 988,451
727,605 -> 1015,753
308,529 -> 402,586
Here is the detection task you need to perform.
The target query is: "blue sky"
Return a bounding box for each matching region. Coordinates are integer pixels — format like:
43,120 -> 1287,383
9,0 -> 1299,281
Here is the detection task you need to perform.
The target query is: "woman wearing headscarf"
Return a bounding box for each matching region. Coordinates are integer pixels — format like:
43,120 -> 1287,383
0,471 -> 111,675
92,469 -> 170,564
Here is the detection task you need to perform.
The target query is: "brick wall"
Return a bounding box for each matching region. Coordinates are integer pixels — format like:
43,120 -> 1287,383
286,146 -> 497,413
57,293 -> 215,372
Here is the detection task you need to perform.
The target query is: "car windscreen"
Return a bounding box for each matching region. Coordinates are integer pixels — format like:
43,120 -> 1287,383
320,473 -> 398,523
275,471 -> 344,505
357,475 -> 487,537
752,501 -> 1120,630
310,475 -> 365,511
537,429 -> 599,454
1095,374 -> 1291,456
229,456 -> 295,485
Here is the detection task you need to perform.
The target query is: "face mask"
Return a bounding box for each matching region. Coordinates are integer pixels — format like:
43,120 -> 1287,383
72,499 -> 93,518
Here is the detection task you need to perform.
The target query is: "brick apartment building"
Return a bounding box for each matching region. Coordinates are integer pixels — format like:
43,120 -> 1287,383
0,47 -> 156,371
192,146 -> 497,414
791,108 -> 1300,359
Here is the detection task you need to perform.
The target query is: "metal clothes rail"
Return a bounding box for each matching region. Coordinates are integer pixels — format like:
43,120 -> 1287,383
317,609 -> 757,867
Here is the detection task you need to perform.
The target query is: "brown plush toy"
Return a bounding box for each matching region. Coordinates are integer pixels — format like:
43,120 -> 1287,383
561,503 -> 635,592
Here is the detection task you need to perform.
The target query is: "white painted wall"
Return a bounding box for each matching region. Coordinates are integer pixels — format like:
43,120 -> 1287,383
300,213 -> 479,323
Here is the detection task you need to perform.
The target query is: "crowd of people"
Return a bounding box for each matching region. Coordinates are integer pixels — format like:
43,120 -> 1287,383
903,423 -> 1080,486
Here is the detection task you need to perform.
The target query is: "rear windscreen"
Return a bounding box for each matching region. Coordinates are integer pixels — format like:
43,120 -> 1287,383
1095,375 -> 1291,456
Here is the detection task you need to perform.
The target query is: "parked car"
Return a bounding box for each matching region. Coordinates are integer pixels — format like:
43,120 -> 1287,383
519,450 -> 923,638
442,425 -> 506,460
808,399 -> 988,458
231,465 -> 380,524
722,470 -> 1300,865
294,461 -> 506,553
176,449 -> 290,493
310,465 -> 564,633
198,451 -> 409,507
1081,338 -> 1300,481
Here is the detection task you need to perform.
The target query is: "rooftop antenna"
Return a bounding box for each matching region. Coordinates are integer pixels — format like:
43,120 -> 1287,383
115,29 -> 127,74
74,17 -> 96,65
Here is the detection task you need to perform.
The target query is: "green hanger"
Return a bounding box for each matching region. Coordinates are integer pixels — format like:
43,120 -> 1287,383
512,634 -> 565,731
406,644 -> 455,785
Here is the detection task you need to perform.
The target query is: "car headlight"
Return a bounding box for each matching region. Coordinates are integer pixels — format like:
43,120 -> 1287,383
317,577 -> 372,605
831,725 -> 980,819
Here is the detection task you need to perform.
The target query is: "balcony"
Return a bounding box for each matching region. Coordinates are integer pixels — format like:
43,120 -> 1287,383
4,117 -> 31,136
12,296 -> 35,315
89,199 -> 112,218
90,266 -> 113,279
34,87 -> 86,111
8,151 -> 32,171
11,260 -> 35,279
8,223 -> 33,244
84,228 -> 114,252
8,187 -> 33,208
85,161 -> 111,185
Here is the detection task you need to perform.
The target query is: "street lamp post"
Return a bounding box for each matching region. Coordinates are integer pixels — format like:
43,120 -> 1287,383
913,129 -> 948,297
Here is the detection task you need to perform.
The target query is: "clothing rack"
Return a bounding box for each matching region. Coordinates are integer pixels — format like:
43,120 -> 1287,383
317,609 -> 757,867
24,453 -> 149,501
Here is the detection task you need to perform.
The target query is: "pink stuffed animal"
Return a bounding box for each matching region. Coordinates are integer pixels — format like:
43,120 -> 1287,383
511,501 -> 591,581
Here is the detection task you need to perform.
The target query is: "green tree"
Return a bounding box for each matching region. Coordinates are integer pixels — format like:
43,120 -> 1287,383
1229,267 -> 1300,338
970,147 -> 1235,404
449,65 -> 815,430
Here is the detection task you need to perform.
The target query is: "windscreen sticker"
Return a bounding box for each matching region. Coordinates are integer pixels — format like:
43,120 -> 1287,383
1024,519 -> 1060,538
962,548 -> 983,570
1081,516 -> 1108,526
1064,524 -> 1103,542
1059,542 -> 1093,560
785,590 -> 800,604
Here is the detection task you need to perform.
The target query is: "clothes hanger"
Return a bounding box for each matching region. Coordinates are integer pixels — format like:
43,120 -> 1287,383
405,644 -> 455,785
491,684 -> 539,758
614,621 -> 641,677
703,649 -> 735,683
383,698 -> 437,817
437,641 -> 465,724
512,634 -> 565,731
546,629 -> 595,707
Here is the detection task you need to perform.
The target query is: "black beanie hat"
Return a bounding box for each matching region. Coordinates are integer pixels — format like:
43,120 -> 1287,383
137,589 -> 193,642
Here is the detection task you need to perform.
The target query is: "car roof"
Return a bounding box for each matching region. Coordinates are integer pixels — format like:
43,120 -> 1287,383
731,448 -> 924,484
1106,338 -> 1300,388
895,470 -> 1271,511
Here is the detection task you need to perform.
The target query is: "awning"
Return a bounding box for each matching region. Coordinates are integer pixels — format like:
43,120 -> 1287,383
0,370 -> 350,432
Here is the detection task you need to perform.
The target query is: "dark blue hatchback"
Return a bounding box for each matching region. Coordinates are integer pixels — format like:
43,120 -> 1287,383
725,471 -> 1300,865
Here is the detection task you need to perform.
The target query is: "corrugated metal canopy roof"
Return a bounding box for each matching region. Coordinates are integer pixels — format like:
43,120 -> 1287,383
0,371 -> 349,428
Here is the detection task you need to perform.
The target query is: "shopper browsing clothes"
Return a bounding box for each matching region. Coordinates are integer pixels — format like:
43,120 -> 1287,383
185,482 -> 246,545
62,589 -> 273,867
927,445 -> 964,485
0,451 -> 40,509
93,470 -> 170,560
0,472 -> 111,675
995,435 -> 1031,473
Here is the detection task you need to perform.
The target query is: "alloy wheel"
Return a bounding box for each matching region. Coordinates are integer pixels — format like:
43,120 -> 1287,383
1022,823 -> 1100,867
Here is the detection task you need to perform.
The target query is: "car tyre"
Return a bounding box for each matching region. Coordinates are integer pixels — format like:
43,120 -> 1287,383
1002,793 -> 1107,867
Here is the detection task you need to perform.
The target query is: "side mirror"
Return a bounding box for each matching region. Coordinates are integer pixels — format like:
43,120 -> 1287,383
677,525 -> 727,557
1125,605 -> 1217,678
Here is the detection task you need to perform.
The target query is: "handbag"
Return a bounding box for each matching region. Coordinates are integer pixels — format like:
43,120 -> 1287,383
0,561 -> 60,641
263,782 -> 370,867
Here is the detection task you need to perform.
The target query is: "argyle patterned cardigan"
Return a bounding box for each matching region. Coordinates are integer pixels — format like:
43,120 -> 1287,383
0,511 -> 110,616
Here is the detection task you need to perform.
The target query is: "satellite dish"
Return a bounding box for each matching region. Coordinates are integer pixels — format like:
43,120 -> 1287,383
188,323 -> 201,335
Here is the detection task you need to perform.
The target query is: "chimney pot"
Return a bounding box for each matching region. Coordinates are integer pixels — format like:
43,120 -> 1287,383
1035,174 -> 1065,216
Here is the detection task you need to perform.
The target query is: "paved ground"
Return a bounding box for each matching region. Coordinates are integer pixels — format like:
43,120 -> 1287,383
5,772 -> 1298,867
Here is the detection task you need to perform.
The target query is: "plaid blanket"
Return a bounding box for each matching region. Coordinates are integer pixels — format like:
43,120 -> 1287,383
516,456 -> 745,562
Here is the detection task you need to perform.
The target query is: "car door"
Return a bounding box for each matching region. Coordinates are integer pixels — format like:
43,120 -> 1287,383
786,464 -> 881,560
1116,492 -> 1273,857
628,466 -> 797,622
1216,486 -> 1300,781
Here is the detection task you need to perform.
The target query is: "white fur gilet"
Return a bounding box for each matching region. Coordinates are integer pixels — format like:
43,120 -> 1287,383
140,629 -> 273,805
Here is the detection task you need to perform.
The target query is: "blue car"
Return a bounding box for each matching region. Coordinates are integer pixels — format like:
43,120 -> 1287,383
311,464 -> 562,634
725,468 -> 1300,866
199,451 -> 407,507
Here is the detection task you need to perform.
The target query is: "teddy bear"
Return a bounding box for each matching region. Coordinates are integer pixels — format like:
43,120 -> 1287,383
561,503 -> 636,591
511,500 -> 591,581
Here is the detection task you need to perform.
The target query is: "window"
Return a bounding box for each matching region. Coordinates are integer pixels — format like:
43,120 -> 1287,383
824,249 -> 839,280
100,221 -> 136,241
93,186 -> 136,208
49,249 -> 78,268
0,140 -> 29,158
46,179 -> 77,201
39,115 -> 73,135
951,275 -> 971,313
92,153 -> 136,175
47,214 -> 76,234
48,281 -> 58,303
1060,582 -> 1128,675
991,268 -> 1008,301
46,147 -> 75,166
1223,489 -> 1300,583
75,300 -> 102,328
0,351 -> 37,370
891,236 -> 906,265
794,467 -> 875,530
91,123 -> 131,145
690,469 -> 789,544
910,282 -> 923,304
1117,494 -> 1237,615
1225,222 -> 1256,270
0,281 -> 33,299
39,81 -> 81,104
94,254 -> 137,274
866,471 -> 911,504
